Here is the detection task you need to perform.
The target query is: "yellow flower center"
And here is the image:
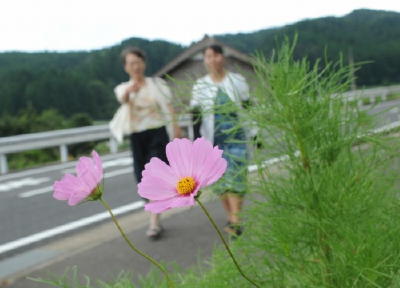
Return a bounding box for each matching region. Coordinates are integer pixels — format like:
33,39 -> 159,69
176,177 -> 196,195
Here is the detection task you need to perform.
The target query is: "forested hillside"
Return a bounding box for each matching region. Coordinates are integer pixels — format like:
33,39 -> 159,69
218,9 -> 400,87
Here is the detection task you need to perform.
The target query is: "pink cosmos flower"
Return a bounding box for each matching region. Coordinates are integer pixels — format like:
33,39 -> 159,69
138,137 -> 227,213
53,150 -> 103,206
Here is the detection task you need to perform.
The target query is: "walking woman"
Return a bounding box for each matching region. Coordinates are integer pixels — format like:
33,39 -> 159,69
114,47 -> 181,239
191,44 -> 250,237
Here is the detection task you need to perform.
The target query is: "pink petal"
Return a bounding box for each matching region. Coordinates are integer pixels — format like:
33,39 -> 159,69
141,157 -> 178,187
53,174 -> 80,200
68,193 -> 87,206
201,148 -> 227,186
166,138 -> 194,178
138,158 -> 179,200
144,195 -> 195,213
138,181 -> 177,201
191,138 -> 227,187
76,156 -> 91,177
53,174 -> 90,205
80,169 -> 99,191
76,156 -> 101,191
53,151 -> 103,206
76,157 -> 95,188
191,137 -> 213,170
91,150 -> 103,181
53,184 -> 70,200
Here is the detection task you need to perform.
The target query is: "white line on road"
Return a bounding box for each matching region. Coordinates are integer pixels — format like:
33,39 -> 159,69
1,156 -> 132,194
19,186 -> 53,198
18,167 -> 133,198
0,200 -> 145,256
104,167 -> 133,178
0,151 -> 130,182
102,157 -> 133,169
247,154 -> 290,172
63,157 -> 133,174
0,177 -> 50,193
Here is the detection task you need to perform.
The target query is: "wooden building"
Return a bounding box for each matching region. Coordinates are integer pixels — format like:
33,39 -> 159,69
155,35 -> 253,82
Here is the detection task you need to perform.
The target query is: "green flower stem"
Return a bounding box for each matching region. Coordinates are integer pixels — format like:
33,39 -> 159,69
196,198 -> 260,288
99,198 -> 174,288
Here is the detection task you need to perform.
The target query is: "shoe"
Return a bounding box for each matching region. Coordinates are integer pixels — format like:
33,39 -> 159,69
224,222 -> 242,239
146,225 -> 163,240
223,221 -> 232,232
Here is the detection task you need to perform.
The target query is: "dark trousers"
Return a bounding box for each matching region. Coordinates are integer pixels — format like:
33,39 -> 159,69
129,126 -> 169,183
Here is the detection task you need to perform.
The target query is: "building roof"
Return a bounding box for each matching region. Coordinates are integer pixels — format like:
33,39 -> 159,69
155,35 -> 252,77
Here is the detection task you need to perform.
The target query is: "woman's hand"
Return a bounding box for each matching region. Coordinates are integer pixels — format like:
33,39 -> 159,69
123,83 -> 142,103
173,125 -> 183,139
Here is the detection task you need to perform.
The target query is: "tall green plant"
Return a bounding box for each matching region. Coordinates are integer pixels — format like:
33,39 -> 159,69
242,38 -> 400,287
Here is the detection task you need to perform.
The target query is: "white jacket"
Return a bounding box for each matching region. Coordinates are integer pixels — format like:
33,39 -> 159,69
190,72 -> 250,143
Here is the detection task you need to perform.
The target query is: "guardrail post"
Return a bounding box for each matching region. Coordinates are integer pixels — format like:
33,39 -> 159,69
369,95 -> 374,104
0,154 -> 8,174
60,145 -> 68,163
178,115 -> 194,140
109,138 -> 118,154
382,91 -> 388,102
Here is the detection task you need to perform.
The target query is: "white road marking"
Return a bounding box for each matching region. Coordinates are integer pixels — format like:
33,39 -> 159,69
63,157 -> 133,174
0,151 -> 130,182
0,201 -> 144,256
1,156 -> 132,196
0,177 -> 50,192
19,187 -> 53,198
104,167 -> 133,178
18,167 -> 133,198
247,154 -> 290,172
103,157 -> 133,168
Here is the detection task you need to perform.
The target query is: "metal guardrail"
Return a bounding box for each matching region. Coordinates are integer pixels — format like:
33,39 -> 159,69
340,85 -> 400,106
0,125 -> 114,175
0,125 -> 112,154
0,115 -> 193,174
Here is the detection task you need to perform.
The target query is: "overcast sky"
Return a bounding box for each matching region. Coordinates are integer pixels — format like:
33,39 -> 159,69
0,0 -> 399,52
